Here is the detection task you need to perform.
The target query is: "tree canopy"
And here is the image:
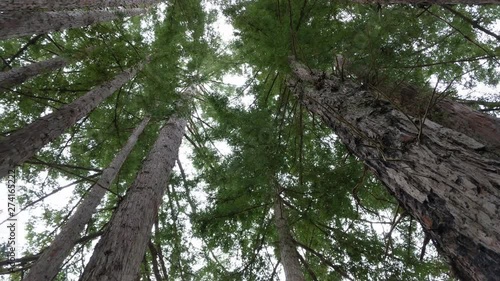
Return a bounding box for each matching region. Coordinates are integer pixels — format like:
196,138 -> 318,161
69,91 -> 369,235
0,0 -> 499,280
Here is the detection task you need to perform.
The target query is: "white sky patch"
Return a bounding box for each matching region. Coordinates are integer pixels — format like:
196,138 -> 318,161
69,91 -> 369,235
428,73 -> 500,102
213,139 -> 232,157
456,81 -> 499,100
213,13 -> 235,43
0,171 -> 76,269
223,74 -> 255,109
204,0 -> 236,44
223,73 -> 247,86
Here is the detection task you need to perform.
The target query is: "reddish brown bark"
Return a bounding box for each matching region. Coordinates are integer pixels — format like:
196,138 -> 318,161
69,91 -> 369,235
434,99 -> 500,154
23,117 -> 150,281
289,58 -> 500,281
0,56 -> 67,92
0,63 -> 143,179
80,116 -> 186,281
0,8 -> 145,40
0,0 -> 160,11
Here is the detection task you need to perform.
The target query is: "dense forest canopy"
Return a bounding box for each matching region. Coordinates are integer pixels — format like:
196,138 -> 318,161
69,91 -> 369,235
0,0 -> 499,280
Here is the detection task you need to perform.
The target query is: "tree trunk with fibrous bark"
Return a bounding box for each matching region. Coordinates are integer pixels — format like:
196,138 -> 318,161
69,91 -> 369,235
0,62 -> 144,179
23,116 -> 150,281
0,56 -> 67,92
288,57 -> 500,281
80,116 -> 186,281
0,0 -> 160,11
0,8 -> 146,40
274,187 -> 306,281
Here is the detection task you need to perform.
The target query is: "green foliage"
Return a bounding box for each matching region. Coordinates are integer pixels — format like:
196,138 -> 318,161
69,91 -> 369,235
224,0 -> 500,90
0,0 -> 498,280
191,76 -> 450,279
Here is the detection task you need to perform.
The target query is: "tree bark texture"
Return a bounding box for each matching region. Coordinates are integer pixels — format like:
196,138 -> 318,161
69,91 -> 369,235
0,63 -> 143,179
0,0 -> 160,12
0,8 -> 145,40
274,191 -> 306,281
23,116 -> 150,281
0,56 -> 67,92
433,99 -> 500,154
79,116 -> 186,281
350,0 -> 500,4
289,58 -> 500,281
392,85 -> 500,154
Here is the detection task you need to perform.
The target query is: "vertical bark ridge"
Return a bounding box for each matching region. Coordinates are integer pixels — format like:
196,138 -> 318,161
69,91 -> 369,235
288,58 -> 500,281
23,116 -> 150,281
79,116 -> 186,281
0,62 -> 144,179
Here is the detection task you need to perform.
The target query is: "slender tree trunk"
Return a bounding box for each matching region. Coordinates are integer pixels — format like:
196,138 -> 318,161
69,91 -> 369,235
274,188 -> 306,281
79,116 -> 187,281
22,116 -> 150,281
0,63 -> 143,179
0,8 -> 145,40
350,0 -> 500,4
0,0 -> 160,12
148,242 -> 164,281
0,56 -> 67,92
288,58 -> 500,281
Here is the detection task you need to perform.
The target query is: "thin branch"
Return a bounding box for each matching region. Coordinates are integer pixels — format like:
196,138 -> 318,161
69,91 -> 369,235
419,232 -> 432,261
0,176 -> 98,226
0,231 -> 102,269
394,55 -> 493,69
441,5 -> 500,41
26,158 -> 102,173
425,9 -> 499,66
297,251 -> 319,281
2,34 -> 44,71
295,240 -> 353,280
383,206 -> 408,259
148,242 -> 164,281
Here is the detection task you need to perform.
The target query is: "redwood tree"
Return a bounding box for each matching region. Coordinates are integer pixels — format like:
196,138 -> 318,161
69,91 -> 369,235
0,8 -> 146,40
0,0 -> 160,11
79,115 -> 187,281
288,58 -> 500,281
0,56 -> 67,92
0,62 -> 144,179
274,186 -> 306,281
23,116 -> 150,281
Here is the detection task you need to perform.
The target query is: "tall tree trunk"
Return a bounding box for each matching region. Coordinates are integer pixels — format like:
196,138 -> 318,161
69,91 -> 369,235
0,8 -> 146,40
288,58 -> 500,281
0,56 -> 67,92
274,188 -> 306,281
0,63 -> 143,179
79,116 -> 187,281
350,0 -> 500,4
22,116 -> 150,281
0,0 -> 160,11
